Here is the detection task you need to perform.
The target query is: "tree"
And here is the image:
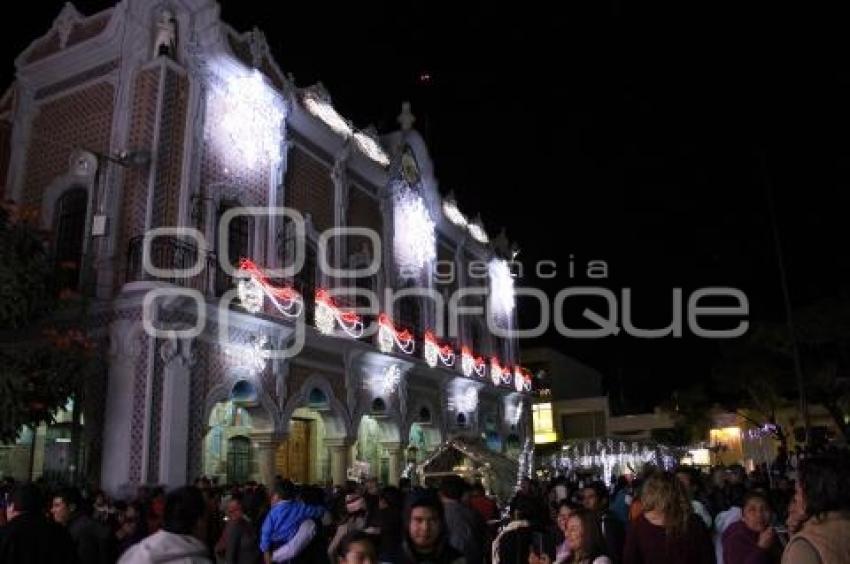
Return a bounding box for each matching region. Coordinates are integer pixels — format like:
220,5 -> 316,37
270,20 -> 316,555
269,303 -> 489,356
709,296 -> 850,444
0,201 -> 100,443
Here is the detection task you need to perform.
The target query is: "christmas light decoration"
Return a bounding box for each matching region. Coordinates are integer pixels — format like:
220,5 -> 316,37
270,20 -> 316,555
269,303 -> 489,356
383,364 -> 402,395
461,347 -> 486,378
514,366 -> 533,393
454,387 -> 478,413
353,131 -> 390,167
237,259 -> 303,318
468,222 -> 489,244
392,183 -> 436,279
206,68 -> 285,170
424,331 -> 455,368
488,258 -> 515,322
377,314 -> 415,355
237,277 -> 264,314
442,199 -> 468,227
552,439 -> 681,485
314,289 -> 364,338
490,358 -> 504,386
225,334 -> 269,374
303,91 -> 353,137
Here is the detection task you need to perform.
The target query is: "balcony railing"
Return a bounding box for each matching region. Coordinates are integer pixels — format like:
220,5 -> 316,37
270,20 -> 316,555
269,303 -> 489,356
125,235 -> 217,295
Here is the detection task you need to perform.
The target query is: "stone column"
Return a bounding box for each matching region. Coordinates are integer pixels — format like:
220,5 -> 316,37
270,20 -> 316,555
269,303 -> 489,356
382,442 -> 402,486
325,438 -> 352,486
158,341 -> 193,489
251,433 -> 280,489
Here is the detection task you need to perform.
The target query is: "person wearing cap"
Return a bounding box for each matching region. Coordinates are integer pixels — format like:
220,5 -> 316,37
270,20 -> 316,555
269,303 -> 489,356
328,493 -> 370,561
259,480 -> 325,562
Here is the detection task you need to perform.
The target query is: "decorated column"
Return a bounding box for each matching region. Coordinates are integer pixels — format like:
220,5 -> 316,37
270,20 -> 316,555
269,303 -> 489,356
326,438 -> 352,486
251,433 -> 279,488
382,442 -> 403,486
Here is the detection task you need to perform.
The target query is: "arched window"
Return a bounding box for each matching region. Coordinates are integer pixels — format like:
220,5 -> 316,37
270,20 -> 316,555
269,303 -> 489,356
53,188 -> 88,292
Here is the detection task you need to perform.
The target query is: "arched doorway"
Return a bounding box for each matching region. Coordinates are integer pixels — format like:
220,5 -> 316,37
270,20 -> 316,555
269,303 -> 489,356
275,406 -> 329,484
204,400 -> 255,484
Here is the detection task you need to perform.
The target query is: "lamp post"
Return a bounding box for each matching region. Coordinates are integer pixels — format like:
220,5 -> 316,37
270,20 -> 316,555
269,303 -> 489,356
68,147 -> 149,484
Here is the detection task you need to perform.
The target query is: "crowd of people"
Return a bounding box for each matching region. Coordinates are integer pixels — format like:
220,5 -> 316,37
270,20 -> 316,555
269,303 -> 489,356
0,451 -> 848,564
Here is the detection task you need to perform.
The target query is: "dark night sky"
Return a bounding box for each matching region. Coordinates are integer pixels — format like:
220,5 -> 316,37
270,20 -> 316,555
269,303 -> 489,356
5,1 -> 850,411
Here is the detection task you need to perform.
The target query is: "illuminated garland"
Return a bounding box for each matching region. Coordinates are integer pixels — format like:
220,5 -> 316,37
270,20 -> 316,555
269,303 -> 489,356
460,347 -> 486,378
377,314 -> 415,355
424,331 -> 455,368
237,259 -> 303,318
513,366 -> 533,393
491,358 -> 514,386
314,289 -> 364,338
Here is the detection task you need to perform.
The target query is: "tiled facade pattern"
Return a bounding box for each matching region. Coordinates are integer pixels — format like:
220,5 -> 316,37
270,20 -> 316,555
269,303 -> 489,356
23,82 -> 114,210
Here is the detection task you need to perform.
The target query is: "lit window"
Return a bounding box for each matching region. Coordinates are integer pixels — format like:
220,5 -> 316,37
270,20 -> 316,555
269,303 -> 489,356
532,403 -> 557,444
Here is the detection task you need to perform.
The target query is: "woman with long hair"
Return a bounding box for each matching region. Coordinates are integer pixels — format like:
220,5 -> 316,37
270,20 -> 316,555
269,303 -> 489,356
529,508 -> 610,564
622,471 -> 714,564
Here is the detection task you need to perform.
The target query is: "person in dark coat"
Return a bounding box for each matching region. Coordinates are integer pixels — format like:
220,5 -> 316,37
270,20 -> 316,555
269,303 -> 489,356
51,486 -> 112,564
401,492 -> 466,564
0,483 -> 78,564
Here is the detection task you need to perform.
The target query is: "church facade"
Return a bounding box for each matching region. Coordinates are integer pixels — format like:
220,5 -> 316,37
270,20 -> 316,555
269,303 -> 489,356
0,0 -> 530,496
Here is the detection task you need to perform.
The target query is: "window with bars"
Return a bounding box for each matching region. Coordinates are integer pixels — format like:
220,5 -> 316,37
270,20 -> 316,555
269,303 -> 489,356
216,200 -> 253,296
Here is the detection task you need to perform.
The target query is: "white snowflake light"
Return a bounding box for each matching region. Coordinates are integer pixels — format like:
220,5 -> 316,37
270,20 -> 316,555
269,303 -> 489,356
488,258 -> 515,322
237,277 -> 264,314
469,222 -> 489,244
393,185 -> 436,279
442,199 -> 468,227
225,334 -> 269,374
206,67 -> 285,170
383,364 -> 402,395
455,387 -> 478,413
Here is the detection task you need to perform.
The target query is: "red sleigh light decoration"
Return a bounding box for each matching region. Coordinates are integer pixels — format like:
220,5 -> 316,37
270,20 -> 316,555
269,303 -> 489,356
423,331 -> 455,368
314,289 -> 364,338
237,258 -> 303,318
377,314 -> 415,355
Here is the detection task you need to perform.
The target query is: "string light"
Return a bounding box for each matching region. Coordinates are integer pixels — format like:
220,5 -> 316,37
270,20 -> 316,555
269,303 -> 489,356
468,222 -> 489,244
442,199 -> 468,227
353,131 -> 390,167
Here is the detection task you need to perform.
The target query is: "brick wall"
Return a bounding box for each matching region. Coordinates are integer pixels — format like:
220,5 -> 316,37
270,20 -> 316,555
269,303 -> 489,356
22,82 -> 114,211
285,146 -> 333,232
117,68 -> 160,288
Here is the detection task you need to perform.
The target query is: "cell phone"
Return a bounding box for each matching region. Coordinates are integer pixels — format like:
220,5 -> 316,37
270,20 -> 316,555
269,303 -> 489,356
531,532 -> 544,556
